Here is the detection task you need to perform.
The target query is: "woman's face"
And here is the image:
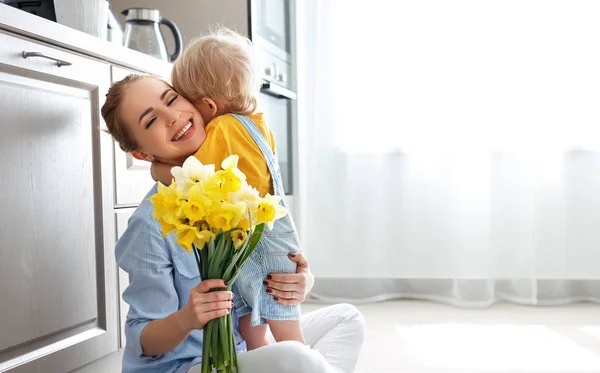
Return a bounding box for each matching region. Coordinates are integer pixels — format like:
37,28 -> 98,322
121,77 -> 206,164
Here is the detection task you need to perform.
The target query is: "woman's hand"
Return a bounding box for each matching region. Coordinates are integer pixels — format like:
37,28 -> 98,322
180,279 -> 234,331
263,253 -> 315,306
141,279 -> 233,357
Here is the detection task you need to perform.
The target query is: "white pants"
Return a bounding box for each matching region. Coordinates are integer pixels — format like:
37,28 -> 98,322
189,303 -> 365,373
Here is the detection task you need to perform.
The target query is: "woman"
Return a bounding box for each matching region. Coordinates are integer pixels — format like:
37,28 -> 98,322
101,75 -> 365,373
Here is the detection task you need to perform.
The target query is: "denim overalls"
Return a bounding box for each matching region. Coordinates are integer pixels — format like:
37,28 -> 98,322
230,114 -> 302,327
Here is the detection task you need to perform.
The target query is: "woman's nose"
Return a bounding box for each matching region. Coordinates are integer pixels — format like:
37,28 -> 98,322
164,109 -> 180,127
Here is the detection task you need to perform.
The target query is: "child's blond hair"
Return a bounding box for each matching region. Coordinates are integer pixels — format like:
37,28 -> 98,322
172,27 -> 260,115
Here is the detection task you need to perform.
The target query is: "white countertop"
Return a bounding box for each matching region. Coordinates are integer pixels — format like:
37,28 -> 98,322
0,3 -> 172,77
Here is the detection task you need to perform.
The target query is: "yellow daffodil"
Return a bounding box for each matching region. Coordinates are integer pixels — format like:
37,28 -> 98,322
173,223 -> 216,252
156,214 -> 180,238
222,154 -> 246,180
218,168 -> 243,194
193,228 -> 215,250
202,171 -> 243,201
174,225 -> 200,252
255,194 -> 288,230
207,202 -> 247,232
238,217 -> 250,231
150,182 -> 184,219
231,229 -> 248,250
202,174 -> 228,201
182,184 -> 212,225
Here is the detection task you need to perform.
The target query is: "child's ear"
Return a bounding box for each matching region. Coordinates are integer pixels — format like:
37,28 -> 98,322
131,151 -> 155,162
201,97 -> 219,116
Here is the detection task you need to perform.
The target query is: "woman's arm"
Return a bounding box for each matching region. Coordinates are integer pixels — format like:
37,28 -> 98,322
141,279 -> 233,357
262,252 -> 314,306
117,205 -> 233,358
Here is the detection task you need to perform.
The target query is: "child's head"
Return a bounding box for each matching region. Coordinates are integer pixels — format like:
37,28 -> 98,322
101,74 -> 207,163
171,27 -> 260,121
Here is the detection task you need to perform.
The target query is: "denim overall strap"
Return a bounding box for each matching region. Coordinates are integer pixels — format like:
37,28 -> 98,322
230,114 -> 300,236
230,113 -> 285,198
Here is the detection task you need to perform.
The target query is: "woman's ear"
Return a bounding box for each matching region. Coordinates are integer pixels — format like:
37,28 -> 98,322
131,151 -> 155,162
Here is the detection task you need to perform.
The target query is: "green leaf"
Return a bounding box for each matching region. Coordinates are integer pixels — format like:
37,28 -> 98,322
214,235 -> 228,262
230,312 -> 238,371
220,314 -> 230,362
222,240 -> 248,279
240,224 -> 265,264
211,319 -> 219,368
220,239 -> 234,277
192,245 -> 202,276
223,225 -> 265,280
199,243 -> 209,279
207,236 -> 216,272
202,323 -> 210,373
203,323 -> 212,373
207,232 -> 228,279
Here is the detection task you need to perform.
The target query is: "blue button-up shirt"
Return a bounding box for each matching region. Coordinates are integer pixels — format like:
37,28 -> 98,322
117,186 -> 245,373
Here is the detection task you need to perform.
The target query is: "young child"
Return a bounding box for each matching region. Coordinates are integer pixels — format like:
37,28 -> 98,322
147,28 -> 305,350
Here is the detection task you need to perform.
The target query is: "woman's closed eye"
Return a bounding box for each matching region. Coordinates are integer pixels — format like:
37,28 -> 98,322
167,94 -> 179,106
146,117 -> 157,129
145,95 -> 179,129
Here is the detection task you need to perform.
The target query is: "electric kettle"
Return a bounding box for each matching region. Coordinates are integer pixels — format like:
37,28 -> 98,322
122,8 -> 182,62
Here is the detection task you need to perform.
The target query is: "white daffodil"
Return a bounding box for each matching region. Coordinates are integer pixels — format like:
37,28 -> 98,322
171,156 -> 215,196
229,184 -> 261,210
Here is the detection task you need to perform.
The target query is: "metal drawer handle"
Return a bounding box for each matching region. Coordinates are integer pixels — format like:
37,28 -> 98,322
22,51 -> 72,67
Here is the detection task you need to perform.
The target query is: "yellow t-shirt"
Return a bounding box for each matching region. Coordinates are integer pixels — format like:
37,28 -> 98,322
194,113 -> 276,196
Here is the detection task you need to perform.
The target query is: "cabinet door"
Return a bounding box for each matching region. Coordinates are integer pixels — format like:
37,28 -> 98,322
0,31 -> 118,372
115,208 -> 136,350
110,65 -> 164,207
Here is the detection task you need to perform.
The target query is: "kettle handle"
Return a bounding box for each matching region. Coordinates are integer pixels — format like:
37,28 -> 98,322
160,17 -> 183,62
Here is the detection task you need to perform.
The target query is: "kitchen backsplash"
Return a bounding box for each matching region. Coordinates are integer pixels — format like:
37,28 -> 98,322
109,0 -> 249,52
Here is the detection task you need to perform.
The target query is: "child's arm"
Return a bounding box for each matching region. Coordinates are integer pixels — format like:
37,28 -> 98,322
151,161 -> 174,185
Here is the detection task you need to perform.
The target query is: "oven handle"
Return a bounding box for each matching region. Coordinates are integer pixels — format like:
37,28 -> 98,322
260,81 -> 297,100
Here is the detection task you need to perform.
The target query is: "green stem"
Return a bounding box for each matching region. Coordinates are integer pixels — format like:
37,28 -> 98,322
192,245 -> 202,277
229,313 -> 238,372
202,323 -> 212,373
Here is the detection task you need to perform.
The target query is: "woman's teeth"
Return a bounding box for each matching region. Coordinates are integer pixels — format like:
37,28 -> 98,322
173,121 -> 192,141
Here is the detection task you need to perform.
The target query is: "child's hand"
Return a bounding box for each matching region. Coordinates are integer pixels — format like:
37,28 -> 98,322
151,161 -> 174,185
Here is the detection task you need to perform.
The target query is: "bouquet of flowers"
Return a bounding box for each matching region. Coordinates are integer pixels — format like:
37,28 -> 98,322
149,154 -> 287,373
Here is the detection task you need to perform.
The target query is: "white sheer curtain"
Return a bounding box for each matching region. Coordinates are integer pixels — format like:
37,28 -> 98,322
295,0 -> 600,306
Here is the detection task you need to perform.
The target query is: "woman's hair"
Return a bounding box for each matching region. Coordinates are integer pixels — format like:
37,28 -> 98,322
171,27 -> 260,115
101,74 -> 147,152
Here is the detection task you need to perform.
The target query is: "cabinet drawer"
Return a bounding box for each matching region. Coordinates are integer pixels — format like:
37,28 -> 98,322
0,30 -> 111,134
0,30 -> 109,96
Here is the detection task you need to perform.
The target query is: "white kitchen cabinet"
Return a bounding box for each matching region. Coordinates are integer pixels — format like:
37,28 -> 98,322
114,208 -> 136,350
0,31 -> 119,372
111,65 -> 163,208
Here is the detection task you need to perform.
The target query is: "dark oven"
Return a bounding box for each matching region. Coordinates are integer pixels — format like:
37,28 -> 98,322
249,0 -> 295,195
